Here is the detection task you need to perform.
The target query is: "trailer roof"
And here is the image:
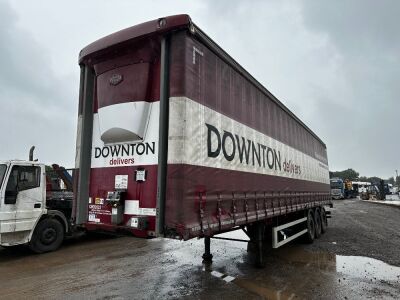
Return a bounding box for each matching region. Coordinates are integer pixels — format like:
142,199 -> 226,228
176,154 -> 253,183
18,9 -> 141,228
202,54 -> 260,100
79,14 -> 326,147
79,14 -> 191,63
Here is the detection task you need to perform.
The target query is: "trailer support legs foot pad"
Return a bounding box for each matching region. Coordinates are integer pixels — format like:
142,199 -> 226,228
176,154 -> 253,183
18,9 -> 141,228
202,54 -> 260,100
202,253 -> 213,262
202,237 -> 213,263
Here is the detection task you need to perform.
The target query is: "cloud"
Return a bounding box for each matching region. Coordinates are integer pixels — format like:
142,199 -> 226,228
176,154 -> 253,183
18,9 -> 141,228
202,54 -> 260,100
1,0 -> 398,178
0,1 -> 77,166
299,1 -> 400,177
199,0 -> 400,178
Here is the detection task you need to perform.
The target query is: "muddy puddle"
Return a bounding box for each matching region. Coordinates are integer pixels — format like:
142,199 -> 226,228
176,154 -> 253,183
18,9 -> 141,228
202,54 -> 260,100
1,228 -> 398,299
239,247 -> 399,299
203,230 -> 400,299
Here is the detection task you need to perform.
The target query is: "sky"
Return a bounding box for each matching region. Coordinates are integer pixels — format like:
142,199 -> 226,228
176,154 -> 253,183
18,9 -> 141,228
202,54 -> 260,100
0,0 -> 399,179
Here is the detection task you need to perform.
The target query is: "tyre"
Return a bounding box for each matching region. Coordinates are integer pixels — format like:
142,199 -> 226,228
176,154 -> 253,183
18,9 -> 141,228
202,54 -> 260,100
303,209 -> 315,243
314,207 -> 322,239
320,207 -> 328,234
29,218 -> 64,253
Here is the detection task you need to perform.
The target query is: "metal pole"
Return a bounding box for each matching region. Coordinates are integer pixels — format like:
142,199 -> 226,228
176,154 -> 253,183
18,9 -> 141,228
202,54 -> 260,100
75,65 -> 95,225
255,223 -> 265,268
202,237 -> 213,262
71,65 -> 85,223
156,36 -> 170,236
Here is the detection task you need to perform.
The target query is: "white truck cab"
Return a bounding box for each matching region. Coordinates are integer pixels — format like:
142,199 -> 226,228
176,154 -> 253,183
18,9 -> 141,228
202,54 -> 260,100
0,160 -> 71,253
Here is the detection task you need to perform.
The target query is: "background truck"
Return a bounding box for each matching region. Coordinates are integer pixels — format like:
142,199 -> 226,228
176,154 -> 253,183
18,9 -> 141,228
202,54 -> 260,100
343,179 -> 359,198
330,178 -> 358,199
1,15 -> 332,266
351,181 -> 371,194
330,178 -> 344,199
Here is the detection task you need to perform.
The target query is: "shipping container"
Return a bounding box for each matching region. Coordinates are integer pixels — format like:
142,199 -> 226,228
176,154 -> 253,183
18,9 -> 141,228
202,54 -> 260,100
75,15 -> 331,264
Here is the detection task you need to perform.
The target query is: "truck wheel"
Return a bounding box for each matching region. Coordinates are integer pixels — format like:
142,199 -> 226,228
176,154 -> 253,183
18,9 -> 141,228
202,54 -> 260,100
303,210 -> 315,243
320,207 -> 328,234
29,218 -> 64,253
314,208 -> 322,239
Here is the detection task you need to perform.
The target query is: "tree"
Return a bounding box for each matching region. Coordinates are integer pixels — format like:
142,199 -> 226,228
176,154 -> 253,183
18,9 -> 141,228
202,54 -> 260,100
387,177 -> 395,185
330,168 -> 359,181
368,176 -> 382,184
358,176 -> 368,182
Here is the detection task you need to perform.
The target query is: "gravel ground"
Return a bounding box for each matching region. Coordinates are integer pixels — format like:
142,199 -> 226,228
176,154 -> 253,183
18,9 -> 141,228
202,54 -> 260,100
308,199 -> 400,266
0,198 -> 398,299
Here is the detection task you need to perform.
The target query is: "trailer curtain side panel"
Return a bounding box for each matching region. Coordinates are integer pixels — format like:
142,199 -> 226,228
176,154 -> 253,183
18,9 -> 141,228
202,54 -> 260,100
165,31 -> 330,239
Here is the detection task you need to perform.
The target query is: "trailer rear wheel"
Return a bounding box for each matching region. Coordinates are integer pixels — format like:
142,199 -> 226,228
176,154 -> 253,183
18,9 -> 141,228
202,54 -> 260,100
29,218 -> 64,253
314,207 -> 322,239
320,207 -> 328,234
303,210 -> 316,243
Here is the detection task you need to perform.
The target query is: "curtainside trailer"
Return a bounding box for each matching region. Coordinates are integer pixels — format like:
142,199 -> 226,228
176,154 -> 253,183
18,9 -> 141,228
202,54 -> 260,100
75,14 -> 331,265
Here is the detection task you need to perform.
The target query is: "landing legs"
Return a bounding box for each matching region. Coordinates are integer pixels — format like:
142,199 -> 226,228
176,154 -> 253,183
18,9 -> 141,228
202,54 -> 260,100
255,223 -> 265,268
202,224 -> 266,268
202,236 -> 213,263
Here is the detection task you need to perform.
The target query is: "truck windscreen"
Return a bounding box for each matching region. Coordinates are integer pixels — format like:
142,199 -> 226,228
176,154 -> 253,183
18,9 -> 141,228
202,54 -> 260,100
330,182 -> 342,189
0,164 -> 7,188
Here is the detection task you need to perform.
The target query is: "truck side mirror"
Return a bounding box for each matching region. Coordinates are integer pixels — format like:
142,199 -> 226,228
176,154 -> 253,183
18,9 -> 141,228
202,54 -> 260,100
5,190 -> 18,205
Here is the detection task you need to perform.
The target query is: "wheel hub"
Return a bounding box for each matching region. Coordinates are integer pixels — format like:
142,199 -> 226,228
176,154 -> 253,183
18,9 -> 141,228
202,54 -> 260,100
41,228 -> 57,245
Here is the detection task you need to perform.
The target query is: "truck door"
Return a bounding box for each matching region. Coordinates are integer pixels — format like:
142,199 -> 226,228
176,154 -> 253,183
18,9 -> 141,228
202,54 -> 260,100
0,164 -> 18,241
1,165 -> 43,245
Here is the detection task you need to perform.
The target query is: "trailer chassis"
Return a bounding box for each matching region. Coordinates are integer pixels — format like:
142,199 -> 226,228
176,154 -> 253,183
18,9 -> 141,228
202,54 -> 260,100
201,204 -> 331,268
